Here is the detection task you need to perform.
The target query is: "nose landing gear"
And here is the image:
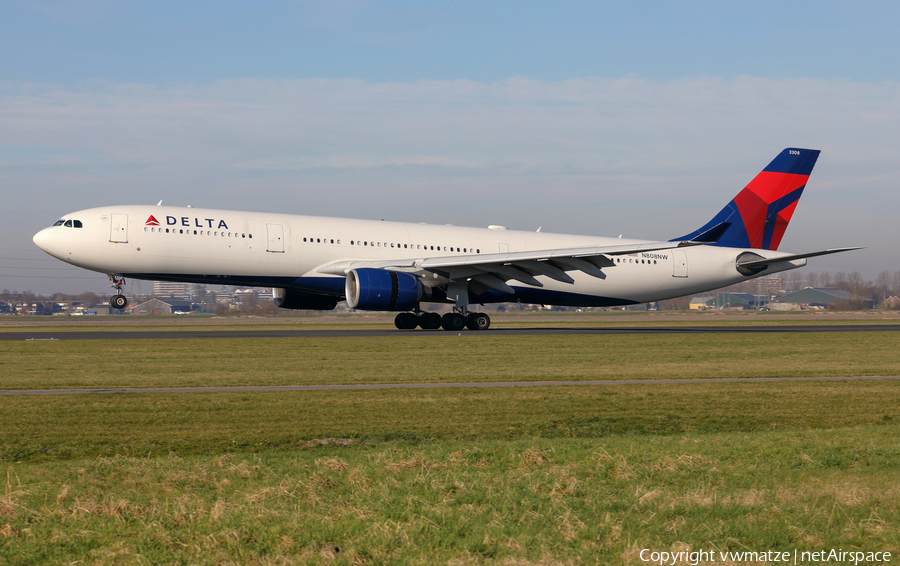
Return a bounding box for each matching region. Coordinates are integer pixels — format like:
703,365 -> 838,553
108,274 -> 128,309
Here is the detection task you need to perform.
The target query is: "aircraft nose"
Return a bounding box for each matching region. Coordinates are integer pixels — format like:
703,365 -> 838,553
33,227 -> 53,253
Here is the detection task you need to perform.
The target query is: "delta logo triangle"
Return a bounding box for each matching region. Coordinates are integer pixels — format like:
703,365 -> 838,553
146,215 -> 160,226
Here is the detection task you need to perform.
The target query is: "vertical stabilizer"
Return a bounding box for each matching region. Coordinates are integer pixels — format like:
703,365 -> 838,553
674,148 -> 820,250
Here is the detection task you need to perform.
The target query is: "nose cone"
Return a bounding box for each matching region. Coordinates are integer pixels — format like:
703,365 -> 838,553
33,227 -> 53,253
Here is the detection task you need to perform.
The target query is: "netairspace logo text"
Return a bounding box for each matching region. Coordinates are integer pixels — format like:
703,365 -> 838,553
640,548 -> 891,565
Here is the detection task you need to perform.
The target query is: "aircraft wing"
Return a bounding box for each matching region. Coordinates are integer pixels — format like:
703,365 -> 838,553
315,240 -> 702,293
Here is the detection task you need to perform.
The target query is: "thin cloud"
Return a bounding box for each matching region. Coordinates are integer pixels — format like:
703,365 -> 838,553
2,75 -> 898,292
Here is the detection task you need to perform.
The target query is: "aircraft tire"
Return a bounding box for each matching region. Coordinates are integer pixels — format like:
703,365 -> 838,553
466,312 -> 490,331
441,313 -> 466,331
394,312 -> 418,330
110,295 -> 127,309
418,312 -> 442,330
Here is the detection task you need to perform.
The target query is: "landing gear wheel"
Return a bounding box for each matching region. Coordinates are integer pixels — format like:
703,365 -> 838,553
418,312 -> 442,330
394,312 -> 418,330
466,312 -> 491,331
108,274 -> 127,310
441,312 -> 466,331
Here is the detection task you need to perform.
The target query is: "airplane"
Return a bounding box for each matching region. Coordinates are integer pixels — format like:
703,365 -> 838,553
32,148 -> 858,331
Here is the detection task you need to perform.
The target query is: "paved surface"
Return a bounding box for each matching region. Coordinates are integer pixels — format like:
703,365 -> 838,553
2,375 -> 898,395
3,324 -> 900,340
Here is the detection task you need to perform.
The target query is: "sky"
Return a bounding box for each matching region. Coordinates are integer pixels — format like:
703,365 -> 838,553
2,0 -> 899,295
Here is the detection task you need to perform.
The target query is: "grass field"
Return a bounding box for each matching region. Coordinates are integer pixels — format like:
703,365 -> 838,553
2,320 -> 899,564
3,332 -> 900,390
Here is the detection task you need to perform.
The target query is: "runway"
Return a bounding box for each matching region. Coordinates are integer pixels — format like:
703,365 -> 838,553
3,324 -> 900,340
2,375 -> 899,395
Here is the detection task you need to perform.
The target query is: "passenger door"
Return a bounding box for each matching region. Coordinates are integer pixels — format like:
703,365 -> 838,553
672,250 -> 688,278
267,223 -> 285,253
110,213 -> 128,243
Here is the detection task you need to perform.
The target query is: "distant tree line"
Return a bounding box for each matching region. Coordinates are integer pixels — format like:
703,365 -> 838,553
6,270 -> 900,315
656,270 -> 900,311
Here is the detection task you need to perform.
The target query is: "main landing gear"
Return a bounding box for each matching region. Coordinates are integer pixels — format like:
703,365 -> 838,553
394,283 -> 491,331
108,274 -> 128,310
394,309 -> 491,331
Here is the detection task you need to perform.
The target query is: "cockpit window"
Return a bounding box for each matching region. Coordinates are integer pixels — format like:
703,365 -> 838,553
53,220 -> 64,226
64,220 -> 73,227
73,220 -> 83,228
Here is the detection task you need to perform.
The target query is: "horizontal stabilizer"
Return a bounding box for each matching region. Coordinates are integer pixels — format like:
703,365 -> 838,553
737,247 -> 862,270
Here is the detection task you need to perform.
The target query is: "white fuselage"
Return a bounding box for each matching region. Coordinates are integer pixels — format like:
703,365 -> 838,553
33,204 -> 805,307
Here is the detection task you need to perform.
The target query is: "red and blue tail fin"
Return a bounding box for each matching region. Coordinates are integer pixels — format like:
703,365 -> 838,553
674,148 -> 820,250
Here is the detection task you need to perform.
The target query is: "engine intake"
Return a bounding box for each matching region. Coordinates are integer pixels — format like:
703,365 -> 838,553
273,288 -> 339,310
345,268 -> 422,311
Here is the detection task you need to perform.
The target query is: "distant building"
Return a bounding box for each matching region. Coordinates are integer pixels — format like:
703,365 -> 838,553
774,288 -> 873,309
153,281 -> 190,300
756,277 -> 784,295
130,298 -> 174,315
690,293 -> 767,310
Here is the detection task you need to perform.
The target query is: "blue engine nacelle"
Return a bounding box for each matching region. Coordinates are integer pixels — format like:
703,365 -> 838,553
273,288 -> 339,310
345,268 -> 422,311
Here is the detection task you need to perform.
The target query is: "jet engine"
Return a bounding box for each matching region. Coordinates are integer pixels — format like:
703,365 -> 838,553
345,268 -> 422,311
272,288 -> 339,310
